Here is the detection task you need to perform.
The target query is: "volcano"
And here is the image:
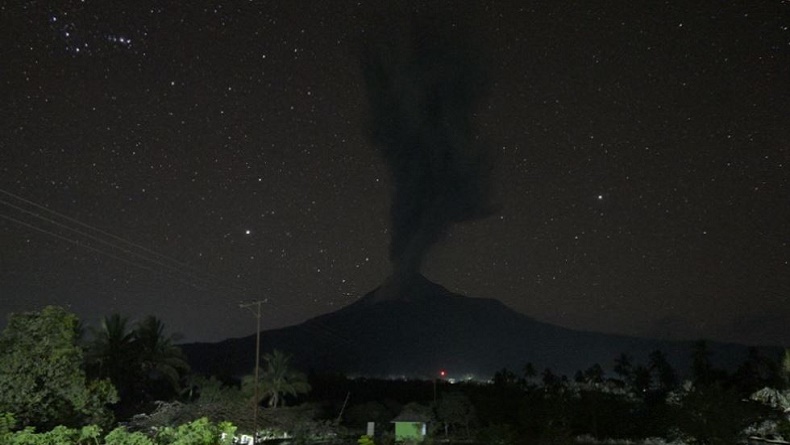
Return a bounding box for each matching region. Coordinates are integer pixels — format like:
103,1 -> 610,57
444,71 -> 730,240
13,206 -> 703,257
182,276 -> 758,379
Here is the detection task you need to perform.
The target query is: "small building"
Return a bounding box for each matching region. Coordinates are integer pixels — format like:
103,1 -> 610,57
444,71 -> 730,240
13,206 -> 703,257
391,405 -> 431,442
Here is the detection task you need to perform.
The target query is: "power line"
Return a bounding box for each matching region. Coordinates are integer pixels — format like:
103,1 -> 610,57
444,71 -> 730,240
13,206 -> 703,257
0,213 -> 207,290
0,196 -> 221,289
1,188 -> 362,346
0,188 -> 192,271
0,188 -> 246,293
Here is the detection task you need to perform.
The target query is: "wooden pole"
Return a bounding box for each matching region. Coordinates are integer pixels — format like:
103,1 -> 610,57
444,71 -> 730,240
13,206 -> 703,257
240,300 -> 265,443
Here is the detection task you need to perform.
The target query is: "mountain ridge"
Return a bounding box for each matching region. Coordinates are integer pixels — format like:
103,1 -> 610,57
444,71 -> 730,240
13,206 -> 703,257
182,276 -> 774,379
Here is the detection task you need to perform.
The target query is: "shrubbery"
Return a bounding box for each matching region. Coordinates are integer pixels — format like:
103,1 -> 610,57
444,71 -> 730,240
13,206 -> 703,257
1,418 -> 236,445
0,307 -> 118,430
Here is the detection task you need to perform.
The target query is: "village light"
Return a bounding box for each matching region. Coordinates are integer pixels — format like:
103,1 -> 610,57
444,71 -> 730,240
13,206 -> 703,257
434,369 -> 447,405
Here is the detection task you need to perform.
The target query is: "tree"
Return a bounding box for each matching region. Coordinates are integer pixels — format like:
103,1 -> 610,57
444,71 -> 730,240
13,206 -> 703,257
0,306 -> 117,429
436,391 -> 476,438
613,353 -> 634,383
522,362 -> 538,389
185,375 -> 244,405
492,368 -> 518,388
733,347 -> 779,392
133,315 -> 190,400
692,340 -> 712,384
691,340 -> 727,386
541,368 -> 563,390
245,350 -> 310,408
85,313 -> 189,406
86,313 -> 138,400
648,349 -> 677,394
583,364 -> 605,384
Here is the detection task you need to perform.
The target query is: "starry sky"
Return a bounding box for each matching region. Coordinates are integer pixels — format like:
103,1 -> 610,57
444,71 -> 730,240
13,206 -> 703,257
2,0 -> 788,347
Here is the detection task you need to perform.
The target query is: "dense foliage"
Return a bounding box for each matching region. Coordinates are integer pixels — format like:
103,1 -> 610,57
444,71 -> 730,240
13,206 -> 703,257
314,344 -> 787,444
0,306 -> 118,430
242,349 -> 312,408
1,417 -> 236,445
85,314 -> 190,412
2,305 -> 788,445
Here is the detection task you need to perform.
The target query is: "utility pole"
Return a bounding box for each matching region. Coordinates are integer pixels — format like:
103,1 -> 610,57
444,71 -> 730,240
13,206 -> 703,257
240,299 -> 266,443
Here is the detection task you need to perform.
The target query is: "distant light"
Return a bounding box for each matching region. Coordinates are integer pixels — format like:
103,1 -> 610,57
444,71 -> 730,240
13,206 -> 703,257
245,229 -> 251,235
439,370 -> 446,377
597,194 -> 603,200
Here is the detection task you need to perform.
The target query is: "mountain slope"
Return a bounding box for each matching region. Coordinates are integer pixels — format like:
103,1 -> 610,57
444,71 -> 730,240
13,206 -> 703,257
183,276 -> 760,379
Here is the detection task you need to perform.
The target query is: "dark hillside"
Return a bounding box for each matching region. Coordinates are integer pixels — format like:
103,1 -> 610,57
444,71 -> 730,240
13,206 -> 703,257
183,276 -> 769,379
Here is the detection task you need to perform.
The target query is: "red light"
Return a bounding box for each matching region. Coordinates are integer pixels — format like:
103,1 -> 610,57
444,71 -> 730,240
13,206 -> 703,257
439,370 -> 446,377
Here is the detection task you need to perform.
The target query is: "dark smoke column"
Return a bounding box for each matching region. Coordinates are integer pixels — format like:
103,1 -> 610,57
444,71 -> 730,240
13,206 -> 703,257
361,13 -> 495,300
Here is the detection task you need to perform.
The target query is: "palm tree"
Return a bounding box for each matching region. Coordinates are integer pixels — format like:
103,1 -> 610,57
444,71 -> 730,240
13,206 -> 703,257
244,349 -> 310,408
86,313 -> 137,398
648,349 -> 678,393
522,362 -> 537,379
133,315 -> 190,398
613,353 -> 633,382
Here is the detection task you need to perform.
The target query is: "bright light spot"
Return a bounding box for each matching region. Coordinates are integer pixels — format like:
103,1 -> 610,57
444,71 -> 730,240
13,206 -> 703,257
245,229 -> 251,235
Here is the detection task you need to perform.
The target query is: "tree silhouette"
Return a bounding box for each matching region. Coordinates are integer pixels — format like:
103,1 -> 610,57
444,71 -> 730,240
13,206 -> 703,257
492,368 -> 519,388
691,340 -> 718,386
522,362 -> 538,389
583,363 -> 605,384
648,349 -> 677,394
86,313 -> 137,400
522,362 -> 537,379
133,315 -> 190,399
436,392 -> 476,438
244,349 -> 310,408
732,347 -> 779,392
613,353 -> 634,383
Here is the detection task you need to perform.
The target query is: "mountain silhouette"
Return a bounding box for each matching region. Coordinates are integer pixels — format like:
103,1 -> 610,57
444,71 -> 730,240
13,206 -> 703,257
182,275 -> 763,379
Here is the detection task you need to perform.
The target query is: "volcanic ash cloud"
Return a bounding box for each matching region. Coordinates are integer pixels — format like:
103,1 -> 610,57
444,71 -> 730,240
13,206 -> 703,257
360,13 -> 495,300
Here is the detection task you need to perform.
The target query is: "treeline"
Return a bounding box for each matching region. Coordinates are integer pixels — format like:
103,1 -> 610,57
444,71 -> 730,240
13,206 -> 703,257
3,305 -> 790,445
0,306 -> 192,431
0,306 -> 317,443
467,342 -> 789,444
309,343 -> 790,444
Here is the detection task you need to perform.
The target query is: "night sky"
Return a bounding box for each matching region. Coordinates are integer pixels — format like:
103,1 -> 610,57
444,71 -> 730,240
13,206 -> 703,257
2,1 -> 788,347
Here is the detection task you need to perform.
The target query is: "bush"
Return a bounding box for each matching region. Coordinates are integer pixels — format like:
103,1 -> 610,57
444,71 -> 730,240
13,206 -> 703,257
1,418 -> 236,445
0,307 -> 118,430
105,427 -> 155,445
154,417 -> 226,445
5,425 -> 80,445
1,412 -> 16,438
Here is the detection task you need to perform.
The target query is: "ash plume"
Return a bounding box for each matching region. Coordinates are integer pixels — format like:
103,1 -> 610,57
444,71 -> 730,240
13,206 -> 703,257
361,12 -> 495,298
